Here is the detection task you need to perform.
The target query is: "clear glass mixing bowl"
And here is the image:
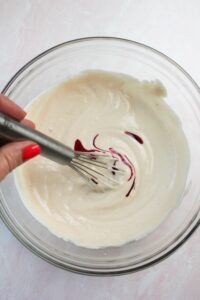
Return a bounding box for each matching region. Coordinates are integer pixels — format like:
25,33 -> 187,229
1,37 -> 200,275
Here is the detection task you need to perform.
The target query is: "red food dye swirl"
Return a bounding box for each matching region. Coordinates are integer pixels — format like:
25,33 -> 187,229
74,132 -> 143,197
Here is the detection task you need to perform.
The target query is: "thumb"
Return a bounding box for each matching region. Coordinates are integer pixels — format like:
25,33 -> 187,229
0,141 -> 41,181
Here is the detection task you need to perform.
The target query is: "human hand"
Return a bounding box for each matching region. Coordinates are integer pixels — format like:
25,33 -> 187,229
0,94 -> 40,181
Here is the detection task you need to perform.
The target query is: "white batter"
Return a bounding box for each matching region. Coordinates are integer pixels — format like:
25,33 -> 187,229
15,71 -> 189,248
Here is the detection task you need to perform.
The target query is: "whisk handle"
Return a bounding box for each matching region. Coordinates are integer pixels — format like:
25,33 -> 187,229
0,112 -> 74,165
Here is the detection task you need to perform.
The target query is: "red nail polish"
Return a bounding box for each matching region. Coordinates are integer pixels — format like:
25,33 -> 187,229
22,144 -> 41,161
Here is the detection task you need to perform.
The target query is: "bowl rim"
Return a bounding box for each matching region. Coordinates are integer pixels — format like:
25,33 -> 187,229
1,36 -> 200,276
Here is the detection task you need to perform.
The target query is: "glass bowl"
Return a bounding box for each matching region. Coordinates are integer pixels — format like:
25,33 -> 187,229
1,37 -> 200,276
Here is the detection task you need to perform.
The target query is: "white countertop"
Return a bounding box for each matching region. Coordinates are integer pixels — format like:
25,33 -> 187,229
1,0 -> 200,299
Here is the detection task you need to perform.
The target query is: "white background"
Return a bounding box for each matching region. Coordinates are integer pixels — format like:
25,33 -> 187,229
1,0 -> 200,299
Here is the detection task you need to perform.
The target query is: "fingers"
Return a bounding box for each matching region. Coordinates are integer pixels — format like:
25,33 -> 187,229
0,94 -> 26,121
0,94 -> 35,127
21,118 -> 35,129
0,94 -> 39,181
0,141 -> 41,181
0,118 -> 35,147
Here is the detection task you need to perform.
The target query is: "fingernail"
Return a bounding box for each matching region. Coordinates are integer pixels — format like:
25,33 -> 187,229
22,144 -> 41,161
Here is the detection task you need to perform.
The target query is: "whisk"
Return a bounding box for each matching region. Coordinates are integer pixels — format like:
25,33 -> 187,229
0,112 -> 124,189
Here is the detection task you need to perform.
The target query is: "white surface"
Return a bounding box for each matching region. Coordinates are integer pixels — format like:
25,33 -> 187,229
0,0 -> 200,299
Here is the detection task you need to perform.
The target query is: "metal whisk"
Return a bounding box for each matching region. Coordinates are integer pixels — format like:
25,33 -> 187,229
0,113 -> 124,189
71,151 -> 124,189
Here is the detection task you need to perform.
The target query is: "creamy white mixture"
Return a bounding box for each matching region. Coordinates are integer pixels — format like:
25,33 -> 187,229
16,71 -> 189,248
